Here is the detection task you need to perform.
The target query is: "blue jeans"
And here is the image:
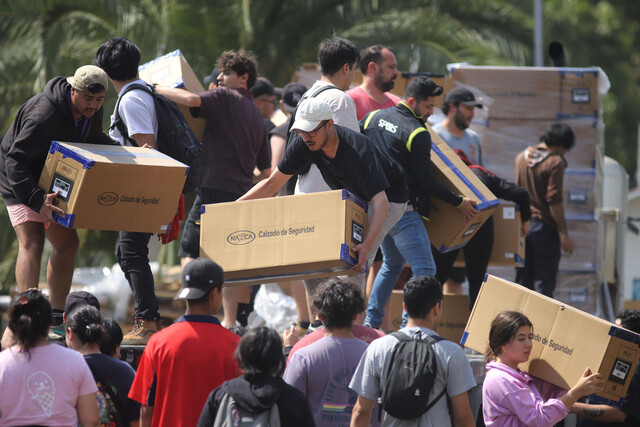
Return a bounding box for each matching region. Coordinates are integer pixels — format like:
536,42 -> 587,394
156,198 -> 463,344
365,210 -> 436,328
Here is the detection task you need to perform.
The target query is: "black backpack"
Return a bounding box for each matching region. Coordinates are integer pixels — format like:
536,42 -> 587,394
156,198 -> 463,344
111,83 -> 203,194
379,330 -> 447,420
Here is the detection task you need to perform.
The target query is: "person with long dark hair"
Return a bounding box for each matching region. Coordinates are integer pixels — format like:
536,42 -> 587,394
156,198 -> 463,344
198,326 -> 315,426
0,289 -> 99,426
482,311 -> 603,426
66,305 -> 140,426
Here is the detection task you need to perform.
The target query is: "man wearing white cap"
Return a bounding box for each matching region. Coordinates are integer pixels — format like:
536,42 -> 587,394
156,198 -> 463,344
240,98 -> 408,278
0,64 -> 114,331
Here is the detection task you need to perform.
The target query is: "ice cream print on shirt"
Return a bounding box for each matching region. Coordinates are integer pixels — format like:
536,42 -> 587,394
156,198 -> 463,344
27,371 -> 56,417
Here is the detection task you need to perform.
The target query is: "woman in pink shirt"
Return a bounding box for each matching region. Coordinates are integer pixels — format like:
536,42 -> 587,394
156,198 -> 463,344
482,311 -> 603,427
0,289 -> 99,426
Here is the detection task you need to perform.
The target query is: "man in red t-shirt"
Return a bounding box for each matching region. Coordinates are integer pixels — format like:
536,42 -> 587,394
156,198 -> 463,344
346,45 -> 401,120
128,259 -> 241,427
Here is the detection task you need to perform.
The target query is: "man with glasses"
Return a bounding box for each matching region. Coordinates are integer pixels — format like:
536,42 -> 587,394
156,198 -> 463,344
240,98 -> 408,283
250,76 -> 280,134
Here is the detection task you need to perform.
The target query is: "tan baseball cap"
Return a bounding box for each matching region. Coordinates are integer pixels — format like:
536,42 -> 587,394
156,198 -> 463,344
67,65 -> 108,92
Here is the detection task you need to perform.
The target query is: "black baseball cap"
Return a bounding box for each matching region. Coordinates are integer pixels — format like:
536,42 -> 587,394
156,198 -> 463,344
203,68 -> 220,85
64,291 -> 100,316
250,77 -> 282,98
281,82 -> 308,114
174,258 -> 224,300
444,87 -> 483,109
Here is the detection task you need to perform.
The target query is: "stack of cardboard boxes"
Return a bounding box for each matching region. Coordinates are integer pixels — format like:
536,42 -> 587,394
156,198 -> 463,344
447,64 -> 609,313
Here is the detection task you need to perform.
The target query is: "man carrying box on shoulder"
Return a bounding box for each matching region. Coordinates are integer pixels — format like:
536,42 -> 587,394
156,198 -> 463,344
0,64 -> 114,334
360,76 -> 478,329
240,97 -> 408,282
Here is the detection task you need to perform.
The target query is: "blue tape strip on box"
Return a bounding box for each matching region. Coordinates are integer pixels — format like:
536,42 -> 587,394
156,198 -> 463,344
460,331 -> 469,346
431,143 -> 500,211
50,141 -> 95,170
52,212 -> 75,228
341,189 -> 368,211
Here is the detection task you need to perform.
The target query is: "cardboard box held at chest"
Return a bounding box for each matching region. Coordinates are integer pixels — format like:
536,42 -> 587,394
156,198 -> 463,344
454,202 -> 525,267
426,125 -> 499,253
199,190 -> 368,287
38,141 -> 187,233
462,274 -> 640,408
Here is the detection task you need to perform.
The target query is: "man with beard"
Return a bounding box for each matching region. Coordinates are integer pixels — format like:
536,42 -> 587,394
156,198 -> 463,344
432,87 -> 484,294
433,87 -> 484,166
347,45 -> 401,120
360,77 -> 478,329
0,65 -> 114,333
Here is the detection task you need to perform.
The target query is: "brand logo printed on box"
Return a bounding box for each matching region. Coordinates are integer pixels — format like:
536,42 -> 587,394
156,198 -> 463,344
227,230 -> 256,245
97,192 -> 119,206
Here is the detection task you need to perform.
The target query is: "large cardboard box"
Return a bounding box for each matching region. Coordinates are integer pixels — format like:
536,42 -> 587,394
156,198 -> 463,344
555,271 -> 598,315
462,274 -> 640,407
559,220 -> 599,271
138,50 -> 206,142
448,65 -> 605,121
389,290 -> 404,331
199,190 -> 368,286
38,142 -> 187,232
389,292 -> 470,343
426,125 -> 500,253
438,294 -> 471,343
564,169 -> 597,220
455,202 -> 525,267
471,117 -> 601,178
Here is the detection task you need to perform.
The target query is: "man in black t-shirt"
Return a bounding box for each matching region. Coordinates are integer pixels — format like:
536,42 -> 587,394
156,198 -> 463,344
240,98 -> 408,275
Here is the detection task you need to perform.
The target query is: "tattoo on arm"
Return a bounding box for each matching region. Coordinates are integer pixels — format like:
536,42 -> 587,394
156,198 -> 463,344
583,407 -> 605,418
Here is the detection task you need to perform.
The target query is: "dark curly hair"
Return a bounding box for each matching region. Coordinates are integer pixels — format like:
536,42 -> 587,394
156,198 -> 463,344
312,278 -> 365,330
216,50 -> 258,89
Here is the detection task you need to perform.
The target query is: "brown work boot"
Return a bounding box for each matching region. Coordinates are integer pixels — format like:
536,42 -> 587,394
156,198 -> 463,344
122,318 -> 158,345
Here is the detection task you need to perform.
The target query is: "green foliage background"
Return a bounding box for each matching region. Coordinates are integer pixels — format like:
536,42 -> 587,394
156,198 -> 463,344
1,0 -> 638,292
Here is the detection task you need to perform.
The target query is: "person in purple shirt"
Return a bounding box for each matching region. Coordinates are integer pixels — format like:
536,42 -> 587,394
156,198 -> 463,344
482,311 -> 604,427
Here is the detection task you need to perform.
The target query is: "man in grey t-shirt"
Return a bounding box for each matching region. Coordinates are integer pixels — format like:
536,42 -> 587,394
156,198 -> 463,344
432,87 -> 483,166
350,276 -> 476,427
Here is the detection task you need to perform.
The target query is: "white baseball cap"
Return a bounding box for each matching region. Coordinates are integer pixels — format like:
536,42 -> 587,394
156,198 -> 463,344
290,98 -> 334,132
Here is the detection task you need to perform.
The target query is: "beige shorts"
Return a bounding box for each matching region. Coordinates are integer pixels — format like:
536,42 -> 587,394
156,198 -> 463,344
6,203 -> 44,227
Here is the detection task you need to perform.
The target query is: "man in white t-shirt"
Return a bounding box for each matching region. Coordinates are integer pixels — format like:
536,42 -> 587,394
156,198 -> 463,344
95,37 -> 161,345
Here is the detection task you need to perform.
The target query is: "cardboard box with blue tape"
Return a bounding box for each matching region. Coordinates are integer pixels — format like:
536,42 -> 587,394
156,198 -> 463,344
138,49 -> 206,142
199,190 -> 368,287
454,202 -> 525,267
426,124 -> 500,253
462,274 -> 640,408
37,141 -> 187,233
